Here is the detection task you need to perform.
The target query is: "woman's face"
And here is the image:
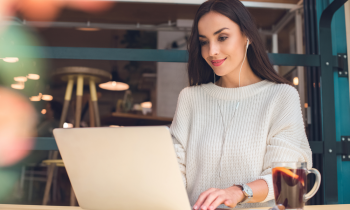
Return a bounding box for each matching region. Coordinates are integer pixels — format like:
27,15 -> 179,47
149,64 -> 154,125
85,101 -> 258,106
198,11 -> 248,77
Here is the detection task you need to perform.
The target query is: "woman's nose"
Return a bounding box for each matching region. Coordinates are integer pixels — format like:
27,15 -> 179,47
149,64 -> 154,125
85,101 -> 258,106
208,43 -> 219,56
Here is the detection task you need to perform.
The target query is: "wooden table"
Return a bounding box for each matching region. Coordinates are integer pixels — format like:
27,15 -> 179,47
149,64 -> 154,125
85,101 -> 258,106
237,204 -> 350,210
0,204 -> 349,210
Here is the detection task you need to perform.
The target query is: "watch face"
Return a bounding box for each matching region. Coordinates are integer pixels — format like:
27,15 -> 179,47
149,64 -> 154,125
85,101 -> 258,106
243,184 -> 253,197
242,190 -> 249,197
247,188 -> 253,197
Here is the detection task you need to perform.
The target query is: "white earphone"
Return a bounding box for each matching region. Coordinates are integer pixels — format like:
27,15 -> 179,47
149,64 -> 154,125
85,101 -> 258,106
213,38 -> 250,84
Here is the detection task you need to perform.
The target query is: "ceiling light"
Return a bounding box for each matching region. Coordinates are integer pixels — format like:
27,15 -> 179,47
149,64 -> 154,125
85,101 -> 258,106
99,67 -> 129,91
141,101 -> 152,115
141,101 -> 152,109
63,122 -> 73,128
1,57 -> 19,63
14,76 -> 27,82
42,95 -> 53,101
293,77 -> 299,86
30,93 -> 42,101
30,96 -> 41,101
41,109 -> 47,114
99,81 -> 129,91
27,74 -> 40,80
11,83 -> 24,90
76,27 -> 100,31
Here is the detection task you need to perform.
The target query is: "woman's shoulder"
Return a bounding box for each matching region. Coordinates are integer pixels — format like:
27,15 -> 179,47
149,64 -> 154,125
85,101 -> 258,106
266,82 -> 302,113
267,82 -> 300,100
178,85 -> 202,97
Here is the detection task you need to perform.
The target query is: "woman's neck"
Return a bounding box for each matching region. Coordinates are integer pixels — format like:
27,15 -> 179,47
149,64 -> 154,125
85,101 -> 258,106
215,64 -> 262,88
216,76 -> 261,88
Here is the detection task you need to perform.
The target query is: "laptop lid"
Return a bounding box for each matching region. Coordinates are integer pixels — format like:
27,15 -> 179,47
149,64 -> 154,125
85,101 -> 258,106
53,126 -> 191,210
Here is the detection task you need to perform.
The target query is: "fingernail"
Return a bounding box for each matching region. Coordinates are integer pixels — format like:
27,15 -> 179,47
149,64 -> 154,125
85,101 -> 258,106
209,206 -> 213,210
201,206 -> 206,210
193,206 -> 197,210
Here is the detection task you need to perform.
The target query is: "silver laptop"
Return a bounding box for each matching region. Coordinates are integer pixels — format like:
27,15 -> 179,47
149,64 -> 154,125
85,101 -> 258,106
53,126 -> 191,210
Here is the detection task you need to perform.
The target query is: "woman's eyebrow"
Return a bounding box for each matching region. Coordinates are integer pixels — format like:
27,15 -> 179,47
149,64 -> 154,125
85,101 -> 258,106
199,27 -> 229,38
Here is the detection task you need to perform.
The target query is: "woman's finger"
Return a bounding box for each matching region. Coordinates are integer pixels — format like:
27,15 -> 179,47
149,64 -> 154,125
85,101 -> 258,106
200,191 -> 220,210
224,199 -> 235,208
193,188 -> 217,210
207,195 -> 226,210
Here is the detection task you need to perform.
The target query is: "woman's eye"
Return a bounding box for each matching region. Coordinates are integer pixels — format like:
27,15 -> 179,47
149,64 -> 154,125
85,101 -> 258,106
199,40 -> 208,46
219,36 -> 228,42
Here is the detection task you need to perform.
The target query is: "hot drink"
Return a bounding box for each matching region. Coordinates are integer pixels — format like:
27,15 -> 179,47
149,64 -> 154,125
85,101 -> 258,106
272,167 -> 307,209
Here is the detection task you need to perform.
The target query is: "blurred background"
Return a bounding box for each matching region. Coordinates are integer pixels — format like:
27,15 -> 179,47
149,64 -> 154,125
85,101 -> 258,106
0,0 -> 333,207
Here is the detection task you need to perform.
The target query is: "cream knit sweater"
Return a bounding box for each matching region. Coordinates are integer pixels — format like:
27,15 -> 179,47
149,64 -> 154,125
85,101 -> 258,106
170,80 -> 313,209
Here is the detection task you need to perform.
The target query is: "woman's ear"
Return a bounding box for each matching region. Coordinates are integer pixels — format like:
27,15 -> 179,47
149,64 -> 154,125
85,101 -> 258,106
247,37 -> 253,45
243,33 -> 251,46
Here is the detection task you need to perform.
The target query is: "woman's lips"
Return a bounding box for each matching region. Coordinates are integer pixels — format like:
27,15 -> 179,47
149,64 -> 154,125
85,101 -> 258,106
211,58 -> 226,66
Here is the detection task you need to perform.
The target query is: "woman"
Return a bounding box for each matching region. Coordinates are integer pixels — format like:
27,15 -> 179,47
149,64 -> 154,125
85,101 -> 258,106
170,0 -> 312,209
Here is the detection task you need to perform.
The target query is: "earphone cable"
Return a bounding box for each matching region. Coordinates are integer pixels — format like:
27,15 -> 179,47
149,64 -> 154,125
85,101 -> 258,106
218,39 -> 249,178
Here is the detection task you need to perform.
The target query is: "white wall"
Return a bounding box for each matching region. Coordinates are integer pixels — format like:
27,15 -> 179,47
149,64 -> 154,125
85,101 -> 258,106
157,31 -> 188,118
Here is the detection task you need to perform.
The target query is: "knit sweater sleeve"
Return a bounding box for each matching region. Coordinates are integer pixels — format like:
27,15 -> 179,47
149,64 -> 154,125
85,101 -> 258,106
256,85 -> 313,203
170,87 -> 192,188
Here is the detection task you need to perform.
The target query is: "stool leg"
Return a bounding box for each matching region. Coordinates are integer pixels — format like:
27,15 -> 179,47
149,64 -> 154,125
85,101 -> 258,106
43,153 -> 58,205
43,78 -> 74,205
60,78 -> 74,128
29,168 -> 34,202
75,75 -> 84,128
88,99 -> 95,127
20,166 -> 25,193
89,79 -> 100,127
43,164 -> 55,205
69,75 -> 83,206
52,165 -> 58,203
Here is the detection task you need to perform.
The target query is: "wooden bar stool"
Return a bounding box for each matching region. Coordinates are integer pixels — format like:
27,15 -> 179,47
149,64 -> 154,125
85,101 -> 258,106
43,67 -> 111,206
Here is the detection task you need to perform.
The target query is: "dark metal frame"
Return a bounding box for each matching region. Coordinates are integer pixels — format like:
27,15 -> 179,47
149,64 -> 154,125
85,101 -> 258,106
319,0 -> 348,204
3,0 -> 349,205
304,0 -> 323,205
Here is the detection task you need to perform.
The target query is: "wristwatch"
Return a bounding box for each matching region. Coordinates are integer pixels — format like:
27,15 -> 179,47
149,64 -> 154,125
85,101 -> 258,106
236,183 -> 253,204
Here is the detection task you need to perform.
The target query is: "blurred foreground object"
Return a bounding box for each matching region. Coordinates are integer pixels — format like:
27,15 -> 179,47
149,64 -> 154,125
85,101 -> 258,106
0,0 -> 113,22
0,87 -> 37,167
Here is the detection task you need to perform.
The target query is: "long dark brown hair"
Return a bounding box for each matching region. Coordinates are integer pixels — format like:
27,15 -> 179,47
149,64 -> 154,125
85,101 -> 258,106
187,0 -> 290,86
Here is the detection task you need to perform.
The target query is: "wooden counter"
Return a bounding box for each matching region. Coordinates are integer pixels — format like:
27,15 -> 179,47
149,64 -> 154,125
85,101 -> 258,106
101,112 -> 173,126
0,204 -> 349,210
0,205 -> 81,210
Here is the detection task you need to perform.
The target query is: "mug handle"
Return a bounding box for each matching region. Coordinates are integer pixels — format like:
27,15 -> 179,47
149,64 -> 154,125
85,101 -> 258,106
305,168 -> 321,201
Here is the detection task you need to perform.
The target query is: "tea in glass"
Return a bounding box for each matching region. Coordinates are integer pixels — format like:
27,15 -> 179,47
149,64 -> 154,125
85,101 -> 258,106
272,162 -> 321,210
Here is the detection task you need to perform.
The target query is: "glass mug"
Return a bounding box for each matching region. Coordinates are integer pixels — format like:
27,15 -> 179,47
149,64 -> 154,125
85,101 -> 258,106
272,162 -> 321,210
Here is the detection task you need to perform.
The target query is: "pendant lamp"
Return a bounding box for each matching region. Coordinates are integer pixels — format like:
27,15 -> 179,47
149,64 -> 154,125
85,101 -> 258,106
99,67 -> 129,91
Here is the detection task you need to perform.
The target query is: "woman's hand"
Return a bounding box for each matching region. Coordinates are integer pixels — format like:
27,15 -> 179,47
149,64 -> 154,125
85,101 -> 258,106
193,186 -> 245,210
